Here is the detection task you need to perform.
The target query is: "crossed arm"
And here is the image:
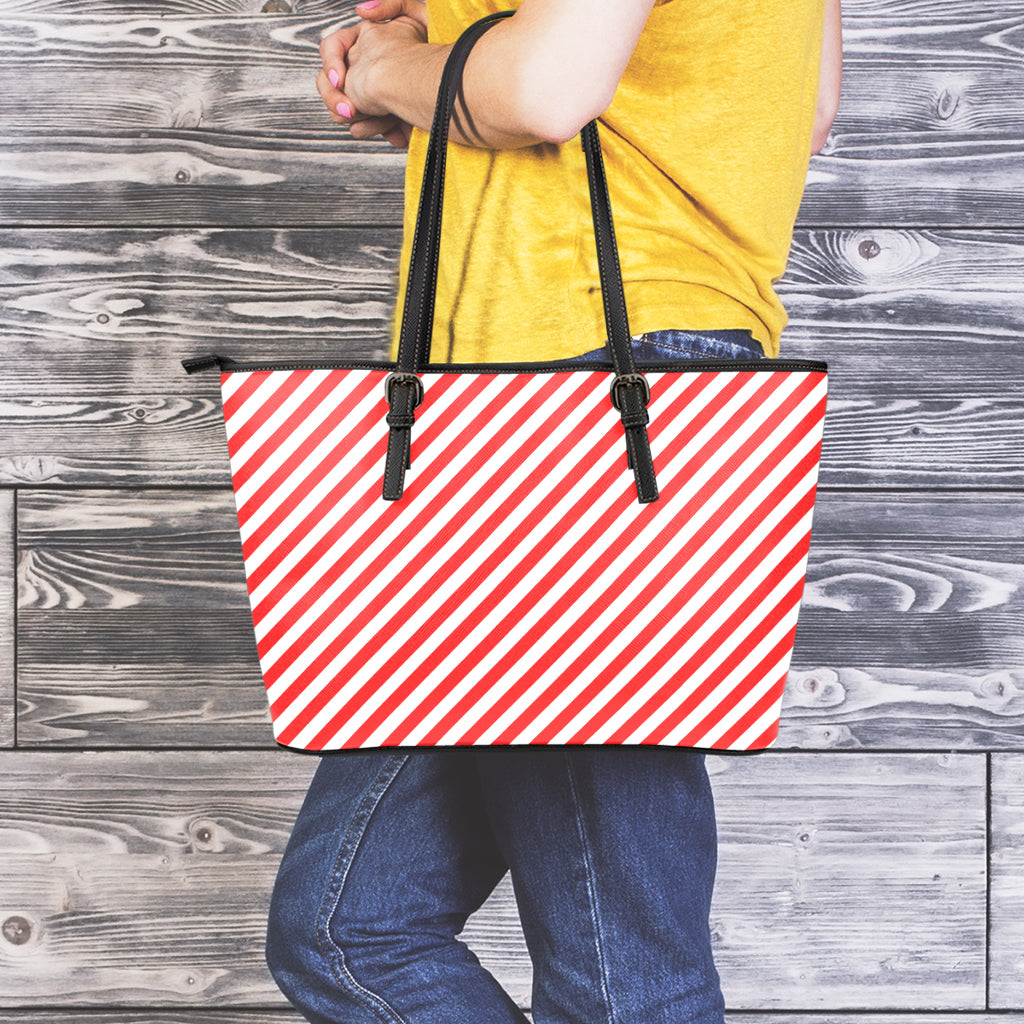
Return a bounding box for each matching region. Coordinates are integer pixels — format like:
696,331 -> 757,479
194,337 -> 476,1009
317,0 -> 842,153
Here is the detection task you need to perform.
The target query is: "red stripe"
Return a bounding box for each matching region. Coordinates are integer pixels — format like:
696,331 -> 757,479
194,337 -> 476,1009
580,482 -> 818,746
225,371 -> 310,470
236,370 -> 381,529
648,577 -> 807,747
232,371 -> 353,492
257,372 -> 543,677
247,371 -> 472,622
270,371 -> 602,742
289,373 -> 624,748
387,371 -> 797,745
242,372 -> 464,589
557,410 -> 823,747
503,406 -> 823,746
240,398 -> 385,577
222,371 -> 268,424
258,367 -> 825,750
360,371 -> 749,747
449,377 -> 823,746
747,715 -> 782,751
690,645 -> 793,750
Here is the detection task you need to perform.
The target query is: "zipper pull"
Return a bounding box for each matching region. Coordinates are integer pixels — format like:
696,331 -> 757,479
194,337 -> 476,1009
181,354 -> 223,374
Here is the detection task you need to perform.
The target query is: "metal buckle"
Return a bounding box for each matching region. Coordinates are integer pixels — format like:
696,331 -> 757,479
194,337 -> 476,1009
610,372 -> 651,411
385,372 -> 425,409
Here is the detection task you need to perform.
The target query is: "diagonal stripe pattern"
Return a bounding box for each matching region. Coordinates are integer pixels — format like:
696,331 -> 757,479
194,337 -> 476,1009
221,365 -> 827,751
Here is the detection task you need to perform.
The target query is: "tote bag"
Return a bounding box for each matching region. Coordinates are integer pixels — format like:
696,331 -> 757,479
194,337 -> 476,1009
185,12 -> 828,752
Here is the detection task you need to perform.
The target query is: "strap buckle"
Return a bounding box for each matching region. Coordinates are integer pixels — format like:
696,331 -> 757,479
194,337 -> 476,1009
385,372 -> 425,409
610,372 -> 651,411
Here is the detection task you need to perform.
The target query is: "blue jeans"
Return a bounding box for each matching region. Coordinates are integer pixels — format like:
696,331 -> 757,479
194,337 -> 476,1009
265,330 -> 762,1024
576,328 -> 763,364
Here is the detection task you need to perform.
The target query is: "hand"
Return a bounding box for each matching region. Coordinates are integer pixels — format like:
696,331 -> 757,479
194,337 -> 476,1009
317,0 -> 428,148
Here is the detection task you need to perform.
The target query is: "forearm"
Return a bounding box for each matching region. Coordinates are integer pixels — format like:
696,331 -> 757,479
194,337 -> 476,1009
811,0 -> 842,153
364,28 -> 548,149
331,0 -> 656,150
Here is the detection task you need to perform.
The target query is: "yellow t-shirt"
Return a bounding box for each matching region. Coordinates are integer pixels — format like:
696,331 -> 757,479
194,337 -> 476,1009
393,0 -> 826,362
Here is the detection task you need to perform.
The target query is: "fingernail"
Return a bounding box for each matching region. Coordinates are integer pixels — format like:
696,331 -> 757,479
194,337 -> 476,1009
358,1 -> 380,8
336,102 -> 353,118
328,68 -> 339,88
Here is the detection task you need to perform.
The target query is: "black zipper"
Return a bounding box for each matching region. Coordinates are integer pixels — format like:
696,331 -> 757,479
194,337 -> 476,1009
182,355 -> 828,376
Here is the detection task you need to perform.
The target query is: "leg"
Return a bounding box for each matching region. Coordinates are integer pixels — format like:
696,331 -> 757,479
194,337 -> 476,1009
266,749 -> 529,1024
475,747 -> 725,1024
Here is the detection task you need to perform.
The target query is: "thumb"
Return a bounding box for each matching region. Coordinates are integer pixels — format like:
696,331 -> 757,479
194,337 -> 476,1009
356,0 -> 427,27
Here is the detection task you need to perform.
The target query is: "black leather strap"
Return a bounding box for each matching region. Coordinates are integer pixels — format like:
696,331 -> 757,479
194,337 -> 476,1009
383,9 -> 658,503
382,12 -> 514,499
581,120 -> 657,502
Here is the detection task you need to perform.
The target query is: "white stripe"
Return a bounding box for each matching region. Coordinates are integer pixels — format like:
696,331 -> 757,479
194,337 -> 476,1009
282,374 -> 619,744
313,373 -> 823,747
432,378 -> 822,744
233,370 -> 375,515
227,367 -> 826,751
266,372 -> 599,732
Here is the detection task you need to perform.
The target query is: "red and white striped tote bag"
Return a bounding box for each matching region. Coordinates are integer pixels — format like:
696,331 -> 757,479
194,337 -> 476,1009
184,12 -> 827,751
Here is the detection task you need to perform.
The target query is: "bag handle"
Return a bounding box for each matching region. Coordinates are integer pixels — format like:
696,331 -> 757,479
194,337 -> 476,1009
383,10 -> 658,504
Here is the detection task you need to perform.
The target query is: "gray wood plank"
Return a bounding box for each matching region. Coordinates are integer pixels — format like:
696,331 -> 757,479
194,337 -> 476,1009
707,753 -> 985,1009
781,491 -> 1024,750
15,489 -> 1024,749
0,134 -> 407,228
0,752 -> 985,1008
0,1017 -> 305,1024
0,489 -> 13,748
0,751 -> 317,1006
17,490 -> 268,746
989,753 -> 1024,1008
0,5 -> 1022,226
1,125 -> 1021,230
2,0 -> 360,12
1,227 -> 1022,487
2,227 -> 1023,393
0,1017 -> 308,1024
1,1018 -> 1021,1024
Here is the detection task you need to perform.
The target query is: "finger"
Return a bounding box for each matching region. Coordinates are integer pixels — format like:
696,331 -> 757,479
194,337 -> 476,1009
382,125 -> 410,149
355,0 -> 427,27
315,67 -> 357,120
348,114 -> 402,139
318,24 -> 358,90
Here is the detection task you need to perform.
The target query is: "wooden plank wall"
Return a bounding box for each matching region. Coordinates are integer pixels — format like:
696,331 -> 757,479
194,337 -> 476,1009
1,0 -> 1022,1020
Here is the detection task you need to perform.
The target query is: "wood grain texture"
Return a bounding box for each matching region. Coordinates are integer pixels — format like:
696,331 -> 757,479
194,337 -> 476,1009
2,226 -> 1022,392
0,490 -> 13,748
15,489 -> 1024,749
989,753 -> 1024,1008
3,1018 -> 1024,1024
0,135 -> 407,228
781,491 -> 1024,750
709,753 -> 986,1009
0,3 -> 1022,226
0,752 -> 986,1009
0,751 -> 317,1006
16,490 -> 268,746
1,227 -> 1022,487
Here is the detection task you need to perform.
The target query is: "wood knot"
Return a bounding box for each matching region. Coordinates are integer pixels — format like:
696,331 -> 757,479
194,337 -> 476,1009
262,0 -> 294,11
936,88 -> 960,121
189,818 -> 222,852
858,239 -> 881,260
2,915 -> 33,946
175,169 -> 191,184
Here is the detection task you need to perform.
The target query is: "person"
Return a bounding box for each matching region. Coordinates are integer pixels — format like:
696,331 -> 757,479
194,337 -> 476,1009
265,2 -> 842,1023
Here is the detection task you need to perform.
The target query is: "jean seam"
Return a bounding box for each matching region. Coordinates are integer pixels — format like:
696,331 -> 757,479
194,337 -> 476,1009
564,753 -> 618,1024
315,753 -> 411,1024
